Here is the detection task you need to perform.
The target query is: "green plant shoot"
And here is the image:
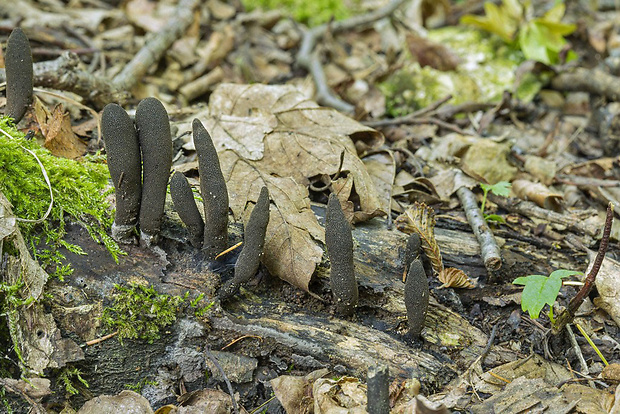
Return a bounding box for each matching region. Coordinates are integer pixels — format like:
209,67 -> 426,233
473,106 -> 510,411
513,269 -> 582,321
479,181 -> 511,223
461,0 -> 576,65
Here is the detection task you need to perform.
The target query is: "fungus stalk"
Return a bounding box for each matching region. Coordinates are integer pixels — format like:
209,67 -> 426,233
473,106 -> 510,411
101,103 -> 142,243
170,171 -> 204,248
5,27 -> 33,123
325,193 -> 358,315
404,258 -> 429,339
193,119 -> 229,259
136,97 -> 172,246
219,186 -> 270,300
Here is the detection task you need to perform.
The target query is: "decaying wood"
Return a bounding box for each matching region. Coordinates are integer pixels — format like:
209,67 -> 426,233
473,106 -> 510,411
551,67 -> 620,101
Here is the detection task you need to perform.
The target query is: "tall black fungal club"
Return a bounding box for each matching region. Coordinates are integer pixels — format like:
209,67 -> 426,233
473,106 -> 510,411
219,186 -> 270,300
403,232 -> 430,339
101,103 -> 142,243
193,119 -> 229,260
5,27 -> 33,123
325,193 -> 358,315
170,171 -> 204,249
136,98 -> 173,246
102,97 -> 172,246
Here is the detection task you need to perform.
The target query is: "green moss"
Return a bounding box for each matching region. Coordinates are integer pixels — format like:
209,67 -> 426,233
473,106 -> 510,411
57,366 -> 89,396
0,117 -> 123,274
101,284 -> 186,344
379,27 -> 542,116
242,0 -> 359,26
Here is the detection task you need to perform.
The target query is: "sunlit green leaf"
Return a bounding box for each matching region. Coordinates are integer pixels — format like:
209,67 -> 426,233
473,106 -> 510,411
513,269 -> 581,319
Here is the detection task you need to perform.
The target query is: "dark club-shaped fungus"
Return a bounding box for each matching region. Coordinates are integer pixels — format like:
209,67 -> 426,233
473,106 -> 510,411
326,193 -> 358,315
135,97 -> 172,246
404,258 -> 429,339
170,171 -> 204,248
102,103 -> 142,243
193,118 -> 229,260
5,27 -> 33,123
219,186 -> 270,300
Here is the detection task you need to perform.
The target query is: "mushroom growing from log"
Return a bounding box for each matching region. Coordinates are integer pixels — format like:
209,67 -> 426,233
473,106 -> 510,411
193,118 -> 229,260
325,193 -> 358,315
170,171 -> 205,249
135,97 -> 172,246
5,27 -> 33,123
404,258 -> 429,339
219,186 -> 270,300
101,103 -> 142,243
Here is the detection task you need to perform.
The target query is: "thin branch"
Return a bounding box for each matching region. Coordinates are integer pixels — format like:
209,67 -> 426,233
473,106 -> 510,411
0,378 -> 47,414
204,346 -> 240,414
296,0 -> 407,113
455,178 -> 502,271
112,0 -> 201,90
552,203 -> 614,335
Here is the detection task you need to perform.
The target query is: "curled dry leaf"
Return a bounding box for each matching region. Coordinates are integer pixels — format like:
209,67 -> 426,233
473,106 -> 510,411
437,267 -> 475,289
512,179 -> 563,213
395,202 -> 443,275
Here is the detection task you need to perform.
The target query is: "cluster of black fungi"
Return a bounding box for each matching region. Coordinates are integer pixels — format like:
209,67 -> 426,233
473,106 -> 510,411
3,27 -> 430,339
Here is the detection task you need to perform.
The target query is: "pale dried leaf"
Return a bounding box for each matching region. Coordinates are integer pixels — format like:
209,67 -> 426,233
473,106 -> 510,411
395,203 -> 443,275
271,368 -> 329,414
363,150 -> 396,219
313,377 -> 367,414
437,268 -> 475,289
203,83 -> 385,222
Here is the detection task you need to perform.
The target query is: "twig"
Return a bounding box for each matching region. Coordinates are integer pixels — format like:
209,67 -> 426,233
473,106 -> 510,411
85,331 -> 118,346
455,178 -> 502,271
490,195 -> 600,239
205,346 -> 240,414
220,334 -> 262,350
112,0 -> 201,91
551,67 -> 620,101
296,0 -> 407,112
0,52 -> 124,109
552,203 -> 614,335
363,95 -> 453,128
367,363 -> 389,414
565,324 -> 588,374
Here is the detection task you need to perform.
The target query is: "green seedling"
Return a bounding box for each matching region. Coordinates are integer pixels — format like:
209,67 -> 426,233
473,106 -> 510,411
479,181 -> 511,224
461,0 -> 576,65
513,269 -> 582,322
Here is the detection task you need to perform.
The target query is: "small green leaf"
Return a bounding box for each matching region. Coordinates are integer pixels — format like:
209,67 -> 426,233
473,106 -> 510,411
513,269 -> 581,319
489,181 -> 512,197
484,214 -> 506,224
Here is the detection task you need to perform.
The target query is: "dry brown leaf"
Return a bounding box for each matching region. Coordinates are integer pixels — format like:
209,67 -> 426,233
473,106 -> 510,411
34,97 -> 86,159
271,368 -> 329,414
203,83 -> 384,222
437,267 -> 475,289
313,376 -> 367,413
395,202 -> 443,275
512,179 -> 563,212
406,33 -> 461,71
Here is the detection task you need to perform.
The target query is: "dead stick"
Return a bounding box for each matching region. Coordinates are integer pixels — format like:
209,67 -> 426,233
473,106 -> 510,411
205,346 -> 240,414
552,203 -> 614,334
112,0 -> 201,90
296,0 -> 407,112
551,67 -> 620,101
455,179 -> 502,271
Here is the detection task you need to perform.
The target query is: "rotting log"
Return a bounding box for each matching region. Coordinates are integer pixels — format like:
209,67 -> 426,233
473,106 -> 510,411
27,200 -> 582,407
